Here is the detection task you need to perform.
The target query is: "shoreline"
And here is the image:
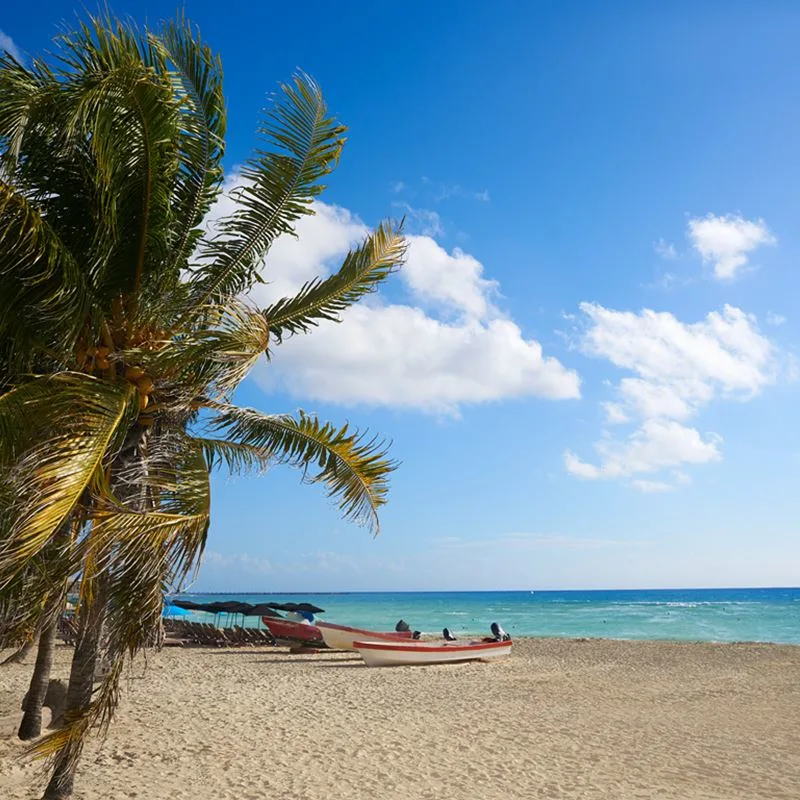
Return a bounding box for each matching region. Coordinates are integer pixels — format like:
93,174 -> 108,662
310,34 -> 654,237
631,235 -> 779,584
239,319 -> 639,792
170,587 -> 800,645
2,636 -> 799,799
167,621 -> 800,648
522,634 -> 800,647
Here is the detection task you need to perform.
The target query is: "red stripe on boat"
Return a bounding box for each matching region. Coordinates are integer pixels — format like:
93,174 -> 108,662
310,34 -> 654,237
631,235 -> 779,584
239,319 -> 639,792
353,640 -> 509,653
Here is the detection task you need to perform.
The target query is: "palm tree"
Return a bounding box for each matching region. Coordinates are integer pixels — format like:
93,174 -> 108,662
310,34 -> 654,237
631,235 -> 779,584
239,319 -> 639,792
18,609 -> 59,740
0,14 -> 405,799
0,527 -> 71,740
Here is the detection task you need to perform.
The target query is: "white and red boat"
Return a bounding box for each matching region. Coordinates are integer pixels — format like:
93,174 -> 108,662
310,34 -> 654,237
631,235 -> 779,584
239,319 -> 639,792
353,638 -> 512,667
316,621 -> 415,651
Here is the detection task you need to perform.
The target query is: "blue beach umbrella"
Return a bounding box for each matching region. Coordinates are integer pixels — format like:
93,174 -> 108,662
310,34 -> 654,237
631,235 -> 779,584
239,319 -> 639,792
163,603 -> 191,618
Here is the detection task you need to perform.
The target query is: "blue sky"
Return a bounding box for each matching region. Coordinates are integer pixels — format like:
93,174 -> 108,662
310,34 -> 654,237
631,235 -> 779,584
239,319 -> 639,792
4,2 -> 800,591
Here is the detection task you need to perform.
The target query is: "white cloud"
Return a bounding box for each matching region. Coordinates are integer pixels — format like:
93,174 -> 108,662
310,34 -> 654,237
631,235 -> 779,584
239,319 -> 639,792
688,213 -> 776,280
565,303 -> 778,488
261,305 -> 579,414
617,377 -> 712,421
631,479 -> 673,493
421,176 -> 490,203
565,420 -> 722,480
203,550 -> 273,575
579,303 -> 775,397
654,238 -> 677,259
203,173 -> 580,414
392,202 -> 443,237
672,470 -> 691,485
602,402 -> 629,425
766,312 -> 787,327
0,30 -> 22,62
391,181 -> 405,193
402,235 -> 498,318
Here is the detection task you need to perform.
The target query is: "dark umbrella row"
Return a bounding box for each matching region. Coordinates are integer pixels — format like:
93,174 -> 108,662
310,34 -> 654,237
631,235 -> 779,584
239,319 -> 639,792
171,599 -> 325,617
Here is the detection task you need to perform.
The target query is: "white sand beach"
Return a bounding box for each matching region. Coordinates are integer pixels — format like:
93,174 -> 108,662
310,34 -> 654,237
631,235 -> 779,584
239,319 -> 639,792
2,638 -> 799,799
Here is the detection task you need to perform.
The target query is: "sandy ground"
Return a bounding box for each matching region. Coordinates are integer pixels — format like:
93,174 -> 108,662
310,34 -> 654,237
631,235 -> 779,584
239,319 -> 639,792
1,638 -> 799,799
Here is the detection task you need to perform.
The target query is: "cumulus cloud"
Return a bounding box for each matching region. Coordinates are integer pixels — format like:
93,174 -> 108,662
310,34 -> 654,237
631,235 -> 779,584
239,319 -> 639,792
688,213 -> 776,280
565,419 -> 722,480
203,173 -> 580,414
565,303 -> 778,488
0,30 -> 22,62
261,306 -> 579,413
579,303 -> 775,396
401,235 -> 499,318
766,312 -> 787,327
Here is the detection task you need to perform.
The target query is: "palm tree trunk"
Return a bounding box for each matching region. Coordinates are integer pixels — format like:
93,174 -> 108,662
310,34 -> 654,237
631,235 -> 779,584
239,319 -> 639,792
17,521 -> 73,738
43,589 -> 106,800
17,621 -> 57,739
44,434 -> 145,800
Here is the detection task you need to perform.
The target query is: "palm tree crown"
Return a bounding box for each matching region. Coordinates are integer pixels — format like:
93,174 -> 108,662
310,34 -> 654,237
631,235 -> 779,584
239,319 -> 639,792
0,13 -> 405,795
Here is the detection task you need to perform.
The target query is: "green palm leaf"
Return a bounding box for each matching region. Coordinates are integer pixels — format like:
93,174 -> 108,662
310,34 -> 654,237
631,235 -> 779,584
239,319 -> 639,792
154,15 -> 226,271
0,179 -> 91,356
0,374 -> 136,584
31,437 -> 210,767
209,405 -> 397,534
0,51 -> 58,165
1,17 -> 400,795
120,301 -> 270,404
193,437 -> 275,475
264,220 -> 406,342
187,72 -> 346,308
64,66 -> 178,305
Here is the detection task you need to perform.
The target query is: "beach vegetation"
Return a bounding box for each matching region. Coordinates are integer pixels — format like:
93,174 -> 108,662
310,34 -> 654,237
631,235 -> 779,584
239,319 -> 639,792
0,12 -> 404,798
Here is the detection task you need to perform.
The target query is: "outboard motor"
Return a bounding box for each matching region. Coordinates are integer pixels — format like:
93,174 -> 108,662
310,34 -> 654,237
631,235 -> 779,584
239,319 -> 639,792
442,628 -> 457,641
395,619 -> 411,633
490,622 -> 511,642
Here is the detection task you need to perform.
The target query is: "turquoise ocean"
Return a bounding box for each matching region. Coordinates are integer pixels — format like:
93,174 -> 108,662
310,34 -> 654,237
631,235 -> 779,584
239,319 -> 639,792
172,587 -> 800,645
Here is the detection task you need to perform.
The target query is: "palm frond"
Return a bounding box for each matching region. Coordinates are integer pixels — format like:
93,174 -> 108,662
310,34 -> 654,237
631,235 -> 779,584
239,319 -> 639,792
90,428 -> 211,580
0,564 -> 66,648
208,405 -> 397,534
0,374 -> 136,585
0,180 -> 91,353
264,220 -> 405,342
32,437 -> 209,772
186,72 -> 346,309
154,14 -> 226,271
192,437 -> 274,475
0,55 -> 61,176
64,62 -> 178,305
1,14 -> 188,325
118,300 -> 270,403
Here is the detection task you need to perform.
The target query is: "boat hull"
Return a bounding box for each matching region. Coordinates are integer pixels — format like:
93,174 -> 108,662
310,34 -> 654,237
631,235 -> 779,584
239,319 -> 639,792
317,621 -> 413,650
261,617 -> 323,644
353,639 -> 512,667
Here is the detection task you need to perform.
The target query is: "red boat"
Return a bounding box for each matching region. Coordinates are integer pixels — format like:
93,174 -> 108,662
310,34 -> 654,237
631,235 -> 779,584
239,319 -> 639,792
261,616 -> 324,644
